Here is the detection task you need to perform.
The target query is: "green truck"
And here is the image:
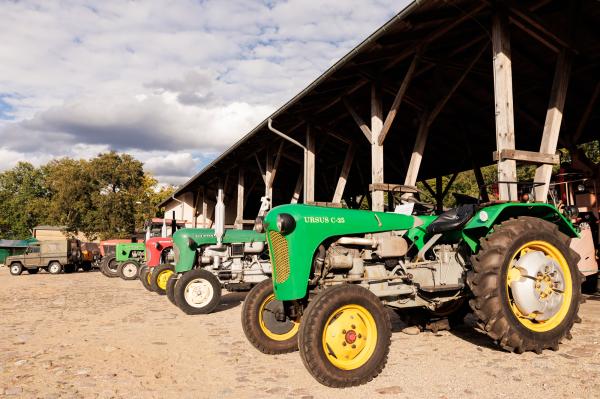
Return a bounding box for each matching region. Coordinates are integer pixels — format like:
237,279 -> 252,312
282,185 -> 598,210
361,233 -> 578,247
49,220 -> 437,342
243,200 -> 584,387
5,239 -> 84,275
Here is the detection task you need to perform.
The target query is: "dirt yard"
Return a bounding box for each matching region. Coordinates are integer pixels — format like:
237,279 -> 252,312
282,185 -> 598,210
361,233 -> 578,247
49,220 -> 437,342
0,267 -> 599,399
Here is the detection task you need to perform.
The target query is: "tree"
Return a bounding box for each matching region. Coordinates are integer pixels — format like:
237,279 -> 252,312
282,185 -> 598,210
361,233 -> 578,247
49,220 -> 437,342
0,162 -> 50,239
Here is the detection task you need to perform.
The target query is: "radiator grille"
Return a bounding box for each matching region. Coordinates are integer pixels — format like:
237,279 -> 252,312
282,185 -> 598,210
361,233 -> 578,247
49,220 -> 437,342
269,231 -> 290,284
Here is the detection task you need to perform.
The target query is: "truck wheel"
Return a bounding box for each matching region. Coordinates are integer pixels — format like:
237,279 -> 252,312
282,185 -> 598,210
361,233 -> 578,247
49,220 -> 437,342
469,216 -> 582,354
118,260 -> 140,280
139,266 -> 153,292
297,284 -> 391,388
166,274 -> 178,305
242,279 -> 299,354
9,263 -> 23,276
27,268 -> 39,275
174,268 -> 221,314
48,261 -> 62,275
151,264 -> 175,295
81,263 -> 93,272
100,257 -> 119,278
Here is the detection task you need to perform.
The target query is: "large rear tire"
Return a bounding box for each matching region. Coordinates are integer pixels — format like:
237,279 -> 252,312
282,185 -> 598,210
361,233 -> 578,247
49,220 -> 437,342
166,274 -> 178,305
118,260 -> 140,280
469,216 -> 582,353
297,284 -> 391,388
150,264 -> 175,295
242,279 -> 299,354
174,268 -> 221,315
100,257 -> 119,278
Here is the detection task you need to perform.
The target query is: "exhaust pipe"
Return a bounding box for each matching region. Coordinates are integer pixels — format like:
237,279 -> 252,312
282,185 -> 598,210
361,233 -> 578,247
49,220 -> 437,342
214,188 -> 225,247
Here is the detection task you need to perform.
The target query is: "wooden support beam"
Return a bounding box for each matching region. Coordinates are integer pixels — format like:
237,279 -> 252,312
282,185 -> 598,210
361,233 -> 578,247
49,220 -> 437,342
435,176 -> 443,212
403,45 -> 485,188
421,179 -> 436,198
509,3 -> 571,51
235,168 -> 244,229
492,6 -> 518,201
268,141 -> 284,187
370,83 -> 384,211
244,177 -> 258,204
332,143 -> 356,203
441,173 -> 459,199
305,125 -> 315,203
534,48 -> 573,201
342,97 -> 372,142
291,171 -> 303,204
254,153 -> 266,185
494,149 -> 560,165
378,50 -> 421,145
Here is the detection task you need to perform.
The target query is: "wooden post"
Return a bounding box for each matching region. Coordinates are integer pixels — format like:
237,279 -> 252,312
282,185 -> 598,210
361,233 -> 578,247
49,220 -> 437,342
492,6 -> 518,201
371,83 -> 384,211
305,125 -> 315,203
265,148 -> 273,200
474,167 -> 490,202
235,168 -> 244,228
534,48 -> 572,201
332,143 -> 356,203
291,171 -> 303,204
404,113 -> 430,187
201,187 -> 208,228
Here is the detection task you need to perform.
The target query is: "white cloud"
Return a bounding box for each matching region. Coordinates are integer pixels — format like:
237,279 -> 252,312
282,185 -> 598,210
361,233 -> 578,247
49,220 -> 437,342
0,0 -> 408,184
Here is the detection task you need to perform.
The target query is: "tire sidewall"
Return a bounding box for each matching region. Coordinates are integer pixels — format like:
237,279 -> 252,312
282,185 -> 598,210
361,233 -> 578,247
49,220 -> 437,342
150,264 -> 175,294
174,268 -> 221,314
10,263 -> 23,276
166,274 -> 178,305
496,228 -> 580,343
119,260 -> 140,280
48,262 -> 62,275
298,284 -> 391,386
139,266 -> 154,292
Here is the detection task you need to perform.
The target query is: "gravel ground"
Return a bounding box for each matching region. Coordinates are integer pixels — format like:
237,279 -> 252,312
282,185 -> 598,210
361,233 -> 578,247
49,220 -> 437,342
0,267 -> 599,399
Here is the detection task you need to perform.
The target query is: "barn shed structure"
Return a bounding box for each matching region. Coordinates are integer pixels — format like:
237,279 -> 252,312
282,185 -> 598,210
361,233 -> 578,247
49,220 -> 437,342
159,0 -> 599,229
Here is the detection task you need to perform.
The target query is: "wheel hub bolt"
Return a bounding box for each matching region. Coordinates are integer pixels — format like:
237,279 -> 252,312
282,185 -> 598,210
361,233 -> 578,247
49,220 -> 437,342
345,330 -> 357,344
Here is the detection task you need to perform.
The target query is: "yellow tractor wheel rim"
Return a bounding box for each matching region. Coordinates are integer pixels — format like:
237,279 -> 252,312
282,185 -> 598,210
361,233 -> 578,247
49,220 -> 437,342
146,271 -> 152,285
258,294 -> 299,341
506,240 -> 573,333
322,304 -> 377,370
157,269 -> 174,290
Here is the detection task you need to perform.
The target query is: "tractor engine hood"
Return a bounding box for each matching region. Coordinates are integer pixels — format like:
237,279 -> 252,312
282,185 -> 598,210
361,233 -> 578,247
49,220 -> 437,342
262,204 -> 422,301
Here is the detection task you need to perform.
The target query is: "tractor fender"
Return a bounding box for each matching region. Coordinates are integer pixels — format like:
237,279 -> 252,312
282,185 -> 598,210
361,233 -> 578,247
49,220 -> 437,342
461,202 -> 578,252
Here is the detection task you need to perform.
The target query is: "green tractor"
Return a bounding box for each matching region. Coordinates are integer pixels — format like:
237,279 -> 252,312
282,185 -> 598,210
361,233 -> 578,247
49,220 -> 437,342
100,242 -> 146,279
167,190 -> 271,314
242,198 -> 584,387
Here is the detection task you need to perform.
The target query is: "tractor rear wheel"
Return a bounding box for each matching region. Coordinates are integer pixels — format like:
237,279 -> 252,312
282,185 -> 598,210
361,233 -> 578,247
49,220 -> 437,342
469,216 -> 581,354
118,260 -> 140,280
297,284 -> 391,388
151,264 -> 175,295
100,257 -> 119,278
242,279 -> 299,354
166,274 -> 178,305
139,266 -> 154,292
9,263 -> 23,276
174,268 -> 221,315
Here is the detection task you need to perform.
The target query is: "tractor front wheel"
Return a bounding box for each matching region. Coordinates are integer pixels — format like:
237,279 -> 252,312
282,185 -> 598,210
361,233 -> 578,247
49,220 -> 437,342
100,257 -> 119,278
469,216 -> 581,353
139,266 -> 153,292
118,260 -> 140,280
151,264 -> 175,295
166,274 -> 178,305
242,279 -> 299,354
174,268 -> 221,315
298,284 -> 391,388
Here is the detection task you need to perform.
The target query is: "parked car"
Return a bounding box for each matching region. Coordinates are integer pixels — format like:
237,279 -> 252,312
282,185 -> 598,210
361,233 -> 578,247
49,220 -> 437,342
6,239 -> 83,275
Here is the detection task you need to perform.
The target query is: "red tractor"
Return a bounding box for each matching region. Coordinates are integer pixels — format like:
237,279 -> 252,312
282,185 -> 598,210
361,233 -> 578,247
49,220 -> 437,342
138,236 -> 174,294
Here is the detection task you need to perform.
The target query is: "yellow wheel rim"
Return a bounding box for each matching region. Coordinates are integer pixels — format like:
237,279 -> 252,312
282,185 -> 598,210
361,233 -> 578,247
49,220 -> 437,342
157,270 -> 174,290
146,271 -> 152,285
322,304 -> 377,371
506,240 -> 573,333
258,294 -> 299,341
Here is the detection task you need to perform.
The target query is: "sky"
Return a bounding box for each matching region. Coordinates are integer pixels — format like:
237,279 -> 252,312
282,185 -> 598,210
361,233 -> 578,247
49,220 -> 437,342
0,0 -> 410,185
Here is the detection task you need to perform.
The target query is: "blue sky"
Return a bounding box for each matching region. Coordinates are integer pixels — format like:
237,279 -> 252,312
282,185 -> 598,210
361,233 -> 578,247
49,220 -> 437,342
0,0 -> 409,185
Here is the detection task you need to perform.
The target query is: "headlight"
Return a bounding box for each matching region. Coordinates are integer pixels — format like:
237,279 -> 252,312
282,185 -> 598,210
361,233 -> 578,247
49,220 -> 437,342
276,213 -> 296,234
254,216 -> 266,233
577,184 -> 586,192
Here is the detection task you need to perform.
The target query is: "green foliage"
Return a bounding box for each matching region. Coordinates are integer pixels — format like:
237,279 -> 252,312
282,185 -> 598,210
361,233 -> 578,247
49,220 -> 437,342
0,153 -> 176,240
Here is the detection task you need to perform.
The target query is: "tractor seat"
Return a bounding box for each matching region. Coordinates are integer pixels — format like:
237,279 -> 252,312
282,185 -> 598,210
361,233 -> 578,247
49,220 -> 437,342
426,204 -> 476,234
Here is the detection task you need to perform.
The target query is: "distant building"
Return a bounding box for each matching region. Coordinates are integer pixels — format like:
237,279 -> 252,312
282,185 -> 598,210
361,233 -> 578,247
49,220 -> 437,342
32,226 -> 97,242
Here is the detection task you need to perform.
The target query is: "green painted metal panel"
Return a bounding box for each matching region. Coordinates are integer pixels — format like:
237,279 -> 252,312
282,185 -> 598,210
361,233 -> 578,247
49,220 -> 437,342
115,242 -> 146,262
172,228 -> 266,273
